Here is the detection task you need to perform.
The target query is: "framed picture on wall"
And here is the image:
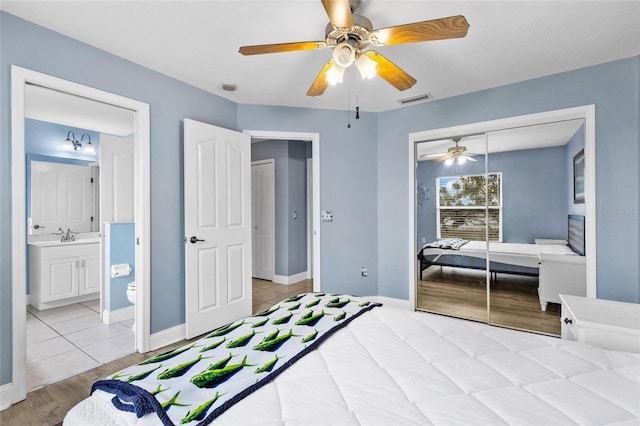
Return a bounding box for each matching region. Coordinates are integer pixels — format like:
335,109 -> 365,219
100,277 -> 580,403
573,149 -> 585,204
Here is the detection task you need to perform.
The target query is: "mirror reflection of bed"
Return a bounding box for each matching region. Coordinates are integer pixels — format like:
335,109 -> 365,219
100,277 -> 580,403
415,120 -> 587,336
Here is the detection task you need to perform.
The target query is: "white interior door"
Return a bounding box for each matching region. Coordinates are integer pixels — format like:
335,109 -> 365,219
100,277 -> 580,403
184,119 -> 252,339
251,160 -> 275,281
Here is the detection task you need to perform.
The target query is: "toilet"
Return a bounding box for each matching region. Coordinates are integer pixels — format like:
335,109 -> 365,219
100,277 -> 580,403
126,281 -> 136,330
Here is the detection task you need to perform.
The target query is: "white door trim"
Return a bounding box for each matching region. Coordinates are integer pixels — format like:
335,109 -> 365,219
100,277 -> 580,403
251,159 -> 275,281
10,65 -> 151,405
306,158 -> 313,279
408,105 -> 596,310
244,130 -> 321,292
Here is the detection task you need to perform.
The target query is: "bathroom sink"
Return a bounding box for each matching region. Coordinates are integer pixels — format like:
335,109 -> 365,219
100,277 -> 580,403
28,238 -> 100,247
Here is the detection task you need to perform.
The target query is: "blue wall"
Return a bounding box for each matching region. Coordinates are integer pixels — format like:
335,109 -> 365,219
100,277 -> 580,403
417,145 -> 568,247
378,56 -> 639,303
104,222 -> 135,311
26,119 -> 100,162
238,104 -> 380,296
287,141 -> 308,276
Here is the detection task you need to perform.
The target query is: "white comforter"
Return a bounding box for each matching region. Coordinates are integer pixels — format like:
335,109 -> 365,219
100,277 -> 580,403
65,307 -> 640,425
421,242 -> 578,268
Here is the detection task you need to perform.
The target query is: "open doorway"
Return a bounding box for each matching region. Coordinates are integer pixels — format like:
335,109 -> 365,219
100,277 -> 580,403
244,130 -> 321,313
10,66 -> 150,406
24,85 -> 137,391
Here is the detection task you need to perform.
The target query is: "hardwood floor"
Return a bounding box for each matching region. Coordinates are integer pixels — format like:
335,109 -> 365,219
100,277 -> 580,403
417,266 -> 561,335
0,278 -> 313,426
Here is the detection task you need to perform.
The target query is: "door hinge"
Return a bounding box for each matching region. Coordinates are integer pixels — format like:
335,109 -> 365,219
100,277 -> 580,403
91,177 -> 94,183
90,216 -> 94,222
136,237 -> 140,245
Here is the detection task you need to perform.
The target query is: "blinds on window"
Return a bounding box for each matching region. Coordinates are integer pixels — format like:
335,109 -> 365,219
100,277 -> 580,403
437,173 -> 502,242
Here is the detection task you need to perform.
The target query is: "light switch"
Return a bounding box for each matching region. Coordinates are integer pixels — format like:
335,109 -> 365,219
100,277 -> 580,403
321,210 -> 333,222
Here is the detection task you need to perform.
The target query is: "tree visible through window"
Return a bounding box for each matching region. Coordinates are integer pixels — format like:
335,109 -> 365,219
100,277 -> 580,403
437,173 -> 502,241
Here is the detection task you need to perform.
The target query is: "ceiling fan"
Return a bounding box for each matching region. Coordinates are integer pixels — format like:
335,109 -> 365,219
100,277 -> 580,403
238,0 -> 469,96
421,137 -> 478,165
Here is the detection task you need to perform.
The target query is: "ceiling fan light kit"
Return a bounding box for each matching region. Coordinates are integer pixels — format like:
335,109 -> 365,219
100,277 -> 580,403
238,0 -> 469,97
428,137 -> 478,165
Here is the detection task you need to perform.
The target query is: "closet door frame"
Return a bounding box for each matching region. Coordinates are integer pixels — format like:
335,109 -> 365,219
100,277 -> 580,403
408,105 -> 596,311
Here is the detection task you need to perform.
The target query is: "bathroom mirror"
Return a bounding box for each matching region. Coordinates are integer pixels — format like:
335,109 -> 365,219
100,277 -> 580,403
25,83 -> 134,236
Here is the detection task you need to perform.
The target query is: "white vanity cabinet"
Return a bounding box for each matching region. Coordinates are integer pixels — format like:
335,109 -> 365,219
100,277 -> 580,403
29,241 -> 100,310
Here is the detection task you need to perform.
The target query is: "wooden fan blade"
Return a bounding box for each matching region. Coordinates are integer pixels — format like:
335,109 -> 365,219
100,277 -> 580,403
322,0 -> 353,28
364,51 -> 416,91
239,41 -> 326,56
306,59 -> 335,96
419,153 -> 441,160
432,152 -> 453,163
370,15 -> 469,46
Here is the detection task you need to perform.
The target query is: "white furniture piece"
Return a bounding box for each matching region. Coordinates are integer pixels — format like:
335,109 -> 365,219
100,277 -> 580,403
560,294 -> 640,353
29,240 -> 100,310
537,252 -> 586,311
534,238 -> 567,245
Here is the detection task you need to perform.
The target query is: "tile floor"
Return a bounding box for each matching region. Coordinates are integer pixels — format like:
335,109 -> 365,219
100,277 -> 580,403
26,299 -> 135,392
25,279 -> 314,393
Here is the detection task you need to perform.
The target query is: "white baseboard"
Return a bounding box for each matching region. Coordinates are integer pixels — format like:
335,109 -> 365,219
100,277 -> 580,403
0,383 -> 13,411
102,305 -> 135,325
368,296 -> 412,310
149,323 -> 185,352
273,271 -> 308,285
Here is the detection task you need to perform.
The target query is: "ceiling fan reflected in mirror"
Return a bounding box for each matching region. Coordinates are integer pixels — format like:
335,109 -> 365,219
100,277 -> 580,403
238,0 -> 469,96
420,136 -> 478,165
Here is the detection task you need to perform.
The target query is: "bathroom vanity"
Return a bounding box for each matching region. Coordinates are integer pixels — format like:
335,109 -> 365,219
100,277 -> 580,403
29,239 -> 100,310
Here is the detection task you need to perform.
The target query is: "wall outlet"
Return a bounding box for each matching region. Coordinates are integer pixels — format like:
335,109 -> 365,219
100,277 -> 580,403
321,210 -> 333,222
361,267 -> 368,277
421,237 -> 426,244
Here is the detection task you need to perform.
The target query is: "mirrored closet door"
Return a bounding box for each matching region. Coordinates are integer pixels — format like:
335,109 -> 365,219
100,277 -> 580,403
415,120 -> 587,336
415,133 -> 489,324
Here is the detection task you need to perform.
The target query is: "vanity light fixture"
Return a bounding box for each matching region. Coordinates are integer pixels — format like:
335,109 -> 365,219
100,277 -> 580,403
63,131 -> 95,154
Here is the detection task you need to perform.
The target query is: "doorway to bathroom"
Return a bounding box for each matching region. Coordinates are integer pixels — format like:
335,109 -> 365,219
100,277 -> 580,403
10,66 -> 151,405
23,86 -> 137,391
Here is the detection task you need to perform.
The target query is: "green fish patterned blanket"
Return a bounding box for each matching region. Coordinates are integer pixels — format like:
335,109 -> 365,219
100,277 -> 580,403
91,292 -> 381,425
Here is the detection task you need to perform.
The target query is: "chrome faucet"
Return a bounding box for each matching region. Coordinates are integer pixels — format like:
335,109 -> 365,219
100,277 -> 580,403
60,227 -> 75,242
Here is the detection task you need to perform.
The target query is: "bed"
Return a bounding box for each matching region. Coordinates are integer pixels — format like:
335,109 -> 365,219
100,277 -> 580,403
418,216 -> 587,310
64,294 -> 640,425
418,215 -> 585,272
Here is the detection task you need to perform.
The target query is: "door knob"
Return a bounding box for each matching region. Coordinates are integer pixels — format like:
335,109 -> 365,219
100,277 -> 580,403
563,317 -> 573,324
190,236 -> 205,244
33,224 -> 44,229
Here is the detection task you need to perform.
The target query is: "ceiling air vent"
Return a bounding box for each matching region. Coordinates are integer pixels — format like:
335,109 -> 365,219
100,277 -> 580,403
399,93 -> 432,105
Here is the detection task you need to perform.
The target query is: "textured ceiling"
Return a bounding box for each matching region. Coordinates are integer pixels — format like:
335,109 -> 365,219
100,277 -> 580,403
3,1 -> 639,112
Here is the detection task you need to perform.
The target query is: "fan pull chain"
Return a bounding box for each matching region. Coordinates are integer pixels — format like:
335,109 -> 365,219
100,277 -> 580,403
355,74 -> 360,120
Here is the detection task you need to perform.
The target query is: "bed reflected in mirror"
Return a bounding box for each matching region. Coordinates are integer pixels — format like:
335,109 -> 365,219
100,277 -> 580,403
415,119 -> 587,335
